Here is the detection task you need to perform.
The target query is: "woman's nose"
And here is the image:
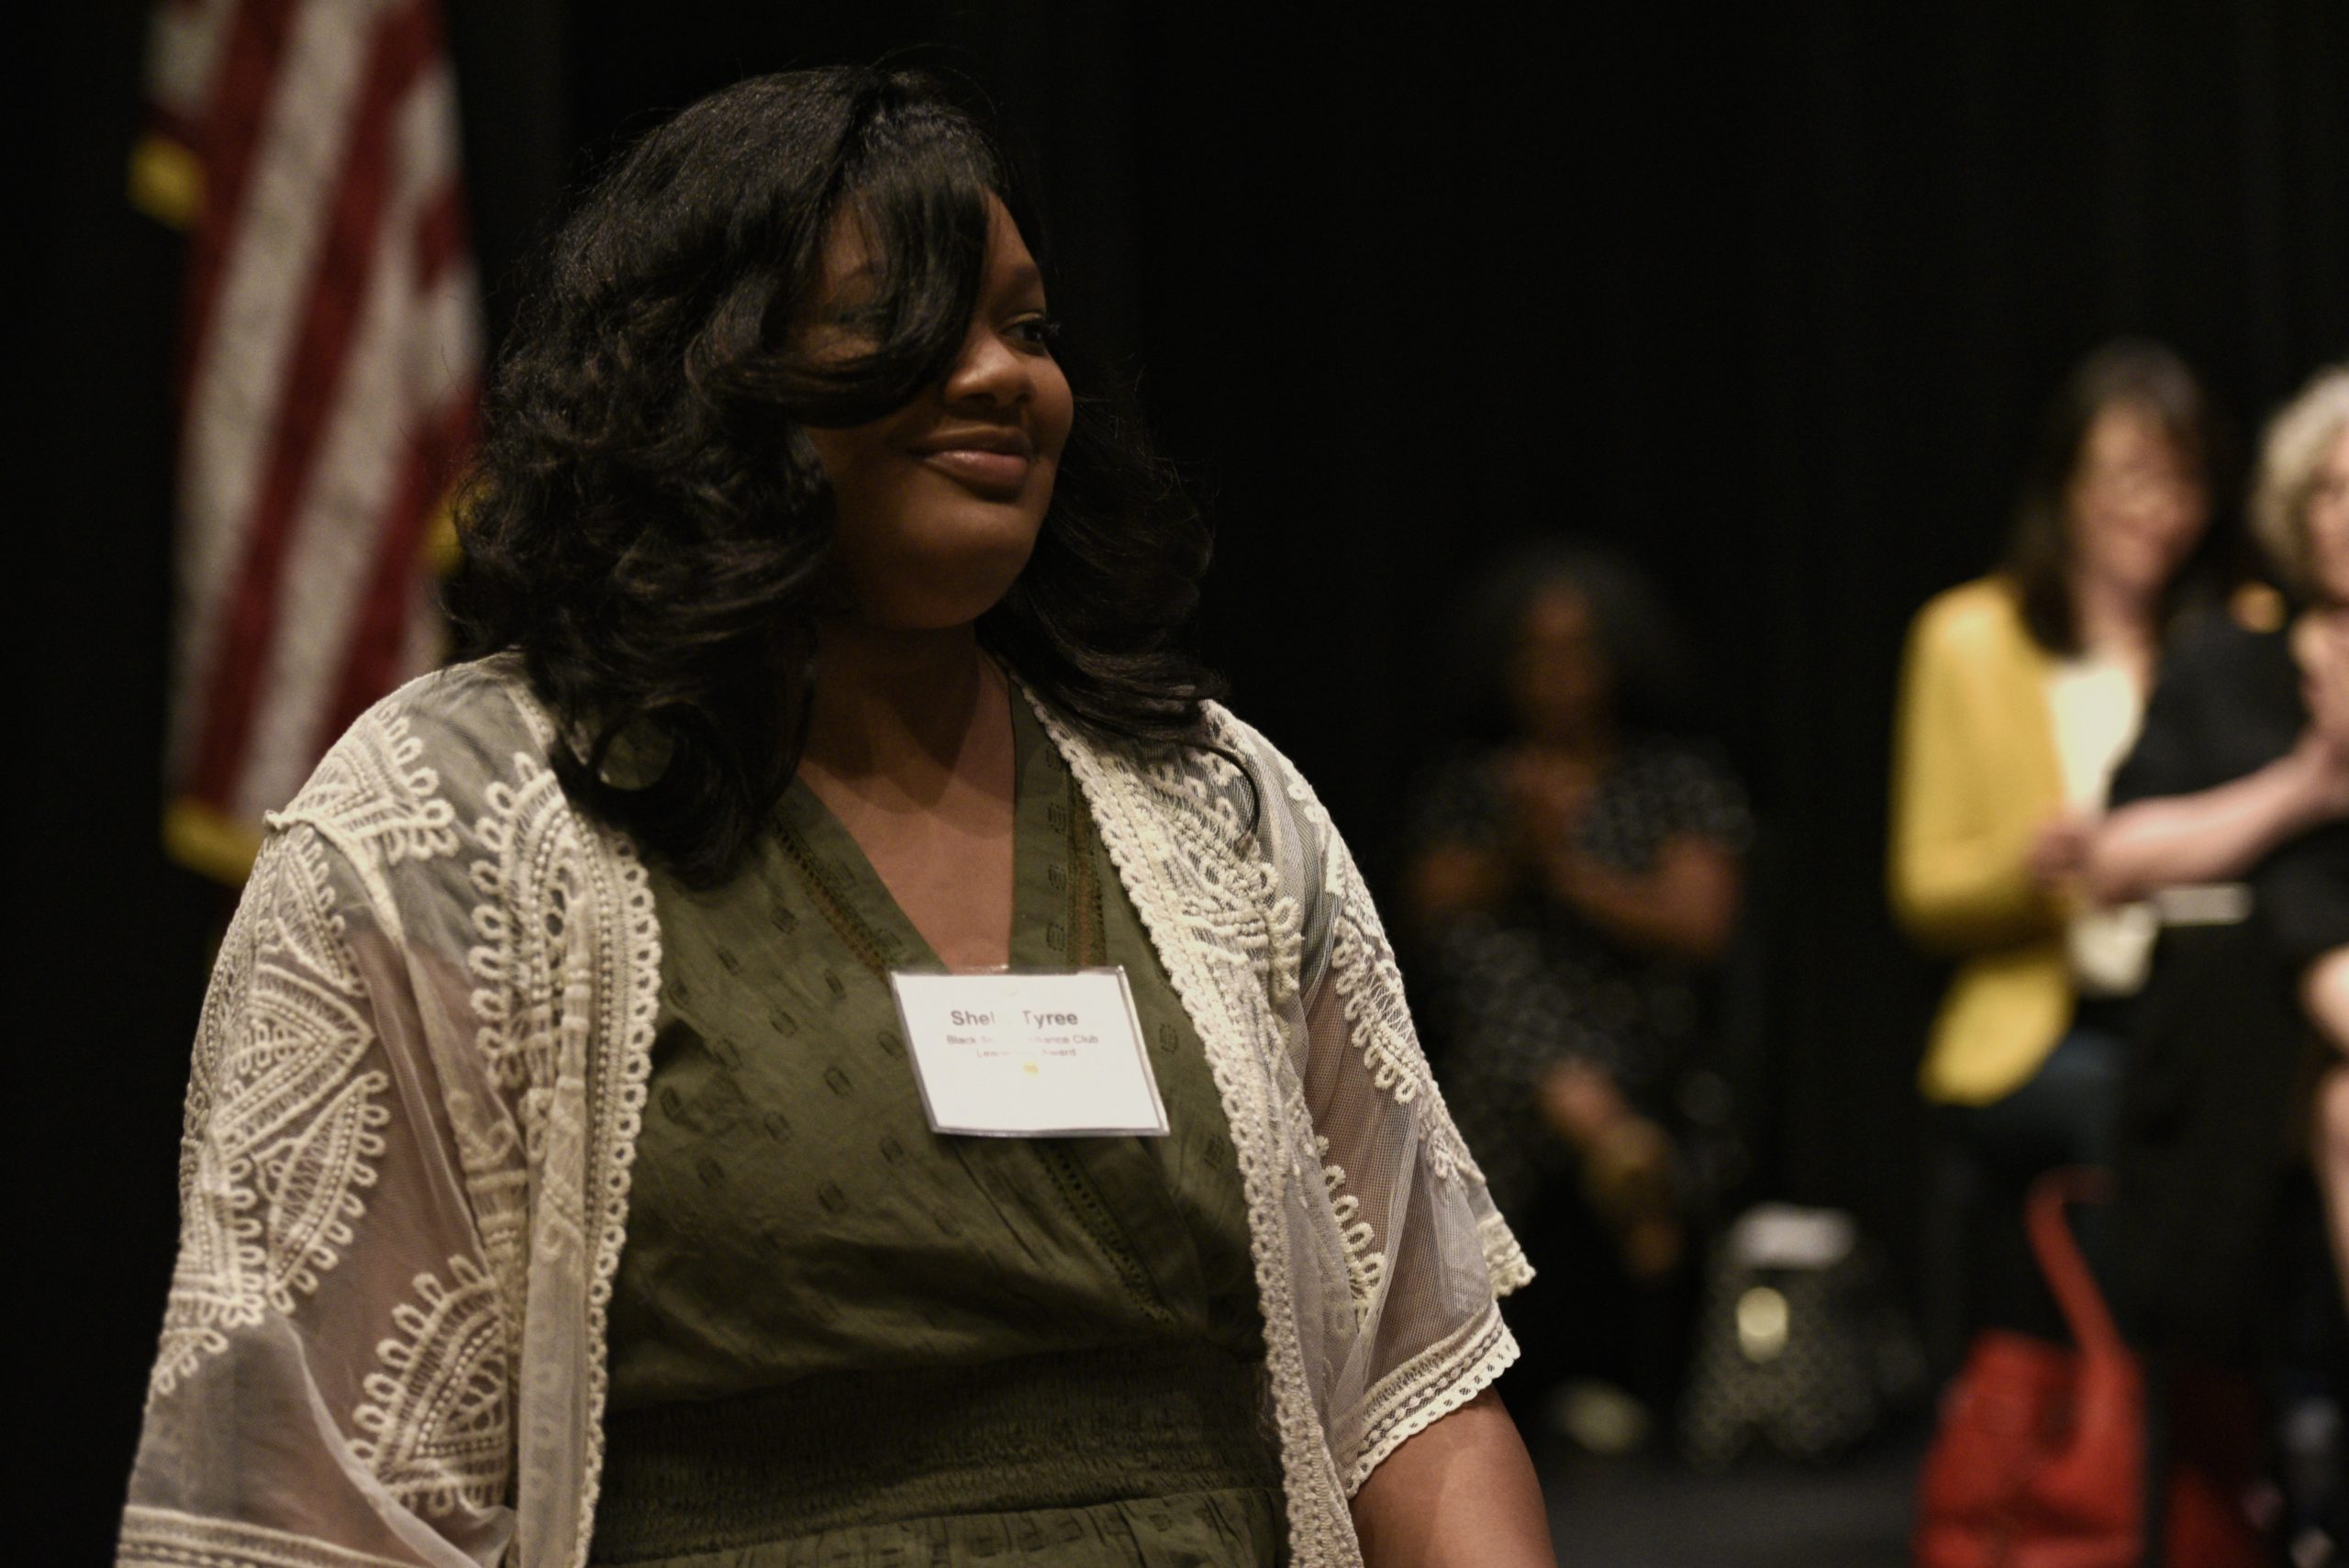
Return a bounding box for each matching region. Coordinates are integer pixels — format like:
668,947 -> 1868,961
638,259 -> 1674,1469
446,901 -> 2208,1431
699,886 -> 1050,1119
941,326 -> 1030,409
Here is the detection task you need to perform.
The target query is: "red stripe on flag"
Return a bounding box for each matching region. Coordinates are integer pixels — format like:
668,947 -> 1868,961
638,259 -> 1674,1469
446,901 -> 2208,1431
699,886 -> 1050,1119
185,0 -> 450,809
173,0 -> 301,415
315,391 -> 476,753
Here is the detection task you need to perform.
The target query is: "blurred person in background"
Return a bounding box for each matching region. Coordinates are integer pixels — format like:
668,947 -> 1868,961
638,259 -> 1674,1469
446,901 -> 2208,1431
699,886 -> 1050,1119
1403,542 -> 1751,1449
2084,365 -> 2348,1556
1889,340 -> 2235,1355
2087,362 -> 2349,1296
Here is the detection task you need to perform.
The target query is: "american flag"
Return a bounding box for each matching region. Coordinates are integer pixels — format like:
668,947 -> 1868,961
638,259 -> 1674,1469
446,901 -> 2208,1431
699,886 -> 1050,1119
135,0 -> 481,883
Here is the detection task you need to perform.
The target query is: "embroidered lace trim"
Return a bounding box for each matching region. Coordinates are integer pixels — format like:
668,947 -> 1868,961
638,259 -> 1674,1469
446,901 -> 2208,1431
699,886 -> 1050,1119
574,819 -> 660,1568
1481,1211 -> 1534,1296
462,675 -> 662,1568
1324,842 -> 1483,1185
1341,1303 -> 1522,1496
267,707 -> 464,949
118,1507 -> 411,1568
1027,694 -> 1356,1568
351,1255 -> 512,1514
150,831 -> 392,1404
1318,1138 -> 1389,1325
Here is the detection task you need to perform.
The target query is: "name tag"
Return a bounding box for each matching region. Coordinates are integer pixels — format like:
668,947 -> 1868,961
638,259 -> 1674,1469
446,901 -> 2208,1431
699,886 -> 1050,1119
890,968 -> 1169,1138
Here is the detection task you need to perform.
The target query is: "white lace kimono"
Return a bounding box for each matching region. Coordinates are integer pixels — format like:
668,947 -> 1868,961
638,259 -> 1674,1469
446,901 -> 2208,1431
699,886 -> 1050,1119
118,657 -> 1531,1568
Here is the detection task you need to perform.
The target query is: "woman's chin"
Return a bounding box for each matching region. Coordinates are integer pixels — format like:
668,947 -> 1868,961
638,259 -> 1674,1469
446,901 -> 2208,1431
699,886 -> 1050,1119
862,556 -> 1038,632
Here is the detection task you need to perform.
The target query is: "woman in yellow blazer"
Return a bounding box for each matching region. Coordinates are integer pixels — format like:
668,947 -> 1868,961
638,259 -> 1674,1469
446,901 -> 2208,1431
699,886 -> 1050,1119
1890,340 -> 2232,1341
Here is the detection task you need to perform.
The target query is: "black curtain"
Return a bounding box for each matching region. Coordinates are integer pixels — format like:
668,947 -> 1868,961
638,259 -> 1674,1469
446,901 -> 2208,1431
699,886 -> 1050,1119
32,3 -> 2347,1558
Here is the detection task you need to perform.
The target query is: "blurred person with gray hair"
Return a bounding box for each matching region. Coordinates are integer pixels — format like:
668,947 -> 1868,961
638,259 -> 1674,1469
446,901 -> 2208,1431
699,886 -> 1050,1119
2083,363 -> 2349,1559
2087,363 -> 2349,1327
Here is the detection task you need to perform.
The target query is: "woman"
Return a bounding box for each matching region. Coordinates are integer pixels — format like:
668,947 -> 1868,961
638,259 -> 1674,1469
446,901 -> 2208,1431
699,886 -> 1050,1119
1403,544 -> 1749,1436
1889,340 -> 2231,1342
2085,364 -> 2349,1340
116,70 -> 1550,1568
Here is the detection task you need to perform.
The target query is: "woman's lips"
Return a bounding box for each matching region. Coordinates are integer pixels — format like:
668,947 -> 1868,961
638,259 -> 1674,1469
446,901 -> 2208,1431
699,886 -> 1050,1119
916,446 -> 1033,497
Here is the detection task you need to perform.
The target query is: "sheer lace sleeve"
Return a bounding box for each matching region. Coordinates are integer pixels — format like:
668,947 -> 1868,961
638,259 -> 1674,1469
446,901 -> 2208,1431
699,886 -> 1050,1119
119,823 -> 518,1567
1243,728 -> 1532,1496
118,666 -> 661,1568
1011,690 -> 1537,1559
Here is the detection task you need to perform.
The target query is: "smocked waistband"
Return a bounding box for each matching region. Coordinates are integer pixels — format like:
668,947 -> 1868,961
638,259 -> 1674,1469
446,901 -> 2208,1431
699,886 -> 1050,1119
591,1341 -> 1281,1562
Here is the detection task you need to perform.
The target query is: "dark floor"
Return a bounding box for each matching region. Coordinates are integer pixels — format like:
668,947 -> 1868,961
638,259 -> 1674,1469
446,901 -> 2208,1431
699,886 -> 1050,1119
1532,1431 -> 1923,1568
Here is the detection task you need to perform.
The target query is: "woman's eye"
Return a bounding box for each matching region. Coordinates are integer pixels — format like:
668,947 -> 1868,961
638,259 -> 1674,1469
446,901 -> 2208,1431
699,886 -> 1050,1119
1007,315 -> 1062,350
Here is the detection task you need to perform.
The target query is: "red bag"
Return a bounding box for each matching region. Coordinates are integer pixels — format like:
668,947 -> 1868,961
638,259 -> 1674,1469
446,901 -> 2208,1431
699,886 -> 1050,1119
1912,1168 -> 2266,1568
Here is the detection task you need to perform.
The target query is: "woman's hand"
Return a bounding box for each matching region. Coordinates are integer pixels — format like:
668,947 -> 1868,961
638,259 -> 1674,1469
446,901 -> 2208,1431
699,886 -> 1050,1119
1502,746 -> 1600,850
1401,748 -> 1598,932
1537,1058 -> 1628,1144
1539,1059 -> 1683,1279
2293,606 -> 2349,747
2284,724 -> 2349,822
1531,834 -> 1742,962
2025,814 -> 2094,894
2305,948 -> 2349,1305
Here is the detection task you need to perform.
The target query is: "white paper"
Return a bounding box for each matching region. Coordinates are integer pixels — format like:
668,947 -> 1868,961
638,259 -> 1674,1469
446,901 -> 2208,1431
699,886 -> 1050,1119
890,967 -> 1168,1137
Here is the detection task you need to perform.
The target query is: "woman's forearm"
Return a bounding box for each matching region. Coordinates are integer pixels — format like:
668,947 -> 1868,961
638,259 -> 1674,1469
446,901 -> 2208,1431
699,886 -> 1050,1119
2307,947 -> 2349,1054
1405,843 -> 1521,929
1350,1386 -> 1555,1567
2084,744 -> 2341,904
1539,838 -> 1741,962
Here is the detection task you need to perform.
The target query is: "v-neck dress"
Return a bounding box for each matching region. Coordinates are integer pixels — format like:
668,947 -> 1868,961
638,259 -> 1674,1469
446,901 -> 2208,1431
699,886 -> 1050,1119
595,696 -> 1286,1566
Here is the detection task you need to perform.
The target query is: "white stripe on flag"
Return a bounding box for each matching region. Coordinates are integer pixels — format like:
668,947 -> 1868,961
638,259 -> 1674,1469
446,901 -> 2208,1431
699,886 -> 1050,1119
167,0 -> 388,779
236,183 -> 415,819
410,257 -> 483,410
235,50 -> 468,818
145,0 -> 237,125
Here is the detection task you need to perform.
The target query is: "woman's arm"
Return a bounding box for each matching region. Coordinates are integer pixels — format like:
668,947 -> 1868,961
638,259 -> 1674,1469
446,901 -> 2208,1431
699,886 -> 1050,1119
1404,840 -> 1520,928
1534,834 -> 1742,962
2308,945 -> 2349,1054
2083,733 -> 2348,904
1236,718 -> 1544,1561
120,823 -> 516,1568
1887,600 -> 2065,952
1350,1388 -> 1556,1568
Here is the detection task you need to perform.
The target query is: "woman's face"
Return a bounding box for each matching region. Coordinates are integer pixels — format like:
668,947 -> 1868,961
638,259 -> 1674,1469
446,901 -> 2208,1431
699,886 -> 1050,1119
2065,400 -> 2209,600
799,195 -> 1074,630
1508,584 -> 1612,744
2306,424 -> 2349,606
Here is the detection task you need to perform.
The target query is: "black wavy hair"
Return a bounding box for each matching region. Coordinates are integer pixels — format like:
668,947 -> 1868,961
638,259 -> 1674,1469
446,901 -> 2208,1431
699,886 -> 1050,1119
2002,339 -> 2242,653
447,67 -> 1221,886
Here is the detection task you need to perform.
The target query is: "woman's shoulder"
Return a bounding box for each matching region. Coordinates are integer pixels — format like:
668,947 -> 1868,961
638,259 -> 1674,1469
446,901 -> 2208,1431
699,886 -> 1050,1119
375,652 -> 552,751
1060,697 -> 1341,868
269,654 -> 559,863
2145,603 -> 2299,735
2162,597 -> 2291,675
1048,695 -> 1296,804
1196,699 -> 1329,824
1908,574 -> 2031,657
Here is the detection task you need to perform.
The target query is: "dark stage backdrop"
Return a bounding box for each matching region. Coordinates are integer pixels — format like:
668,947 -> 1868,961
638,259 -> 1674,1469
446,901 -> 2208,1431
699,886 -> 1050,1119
31,2 -> 2347,1555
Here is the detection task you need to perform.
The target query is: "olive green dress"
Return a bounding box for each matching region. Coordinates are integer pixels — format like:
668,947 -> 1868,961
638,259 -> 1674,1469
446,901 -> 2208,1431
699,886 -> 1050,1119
595,698 -> 1286,1566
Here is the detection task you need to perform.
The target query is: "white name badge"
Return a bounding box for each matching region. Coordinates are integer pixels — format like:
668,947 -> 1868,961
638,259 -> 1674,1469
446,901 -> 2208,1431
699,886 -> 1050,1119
890,967 -> 1169,1138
